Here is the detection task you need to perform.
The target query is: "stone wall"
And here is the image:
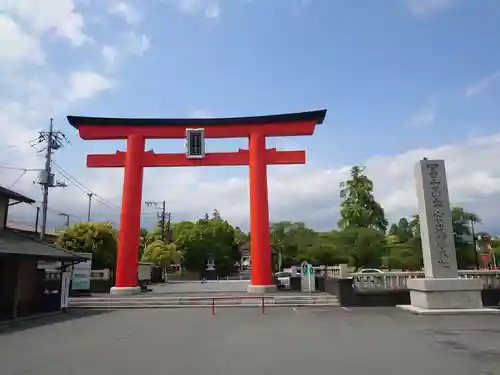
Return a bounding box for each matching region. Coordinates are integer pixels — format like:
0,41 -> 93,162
322,277 -> 500,308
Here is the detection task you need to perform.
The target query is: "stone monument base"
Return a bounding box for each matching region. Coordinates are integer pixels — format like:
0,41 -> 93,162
397,278 -> 500,315
110,286 -> 141,295
247,285 -> 277,294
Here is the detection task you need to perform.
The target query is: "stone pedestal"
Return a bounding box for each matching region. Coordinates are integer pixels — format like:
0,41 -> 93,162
398,278 -> 499,314
110,286 -> 141,295
247,285 -> 277,294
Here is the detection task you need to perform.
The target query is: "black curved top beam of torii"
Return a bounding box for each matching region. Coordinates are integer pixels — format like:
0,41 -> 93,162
66,109 -> 327,129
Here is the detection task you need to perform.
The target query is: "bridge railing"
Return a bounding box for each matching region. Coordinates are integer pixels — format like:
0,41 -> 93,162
351,270 -> 500,290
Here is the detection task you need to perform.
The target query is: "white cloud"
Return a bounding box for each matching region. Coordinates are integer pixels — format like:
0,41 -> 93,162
123,31 -> 150,56
465,70 -> 500,98
4,131 -> 500,234
102,45 -> 118,67
178,0 -> 221,18
108,1 -> 142,24
99,32 -> 149,72
0,0 -> 89,45
0,14 -> 44,66
66,71 -> 114,101
403,0 -> 457,17
0,0 -> 149,217
190,109 -> 213,118
405,97 -> 438,128
1,0 -> 499,237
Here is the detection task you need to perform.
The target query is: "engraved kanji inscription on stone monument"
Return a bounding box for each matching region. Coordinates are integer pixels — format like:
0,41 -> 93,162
414,159 -> 458,278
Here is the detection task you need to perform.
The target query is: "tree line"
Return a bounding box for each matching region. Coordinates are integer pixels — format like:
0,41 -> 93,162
56,165 -> 499,274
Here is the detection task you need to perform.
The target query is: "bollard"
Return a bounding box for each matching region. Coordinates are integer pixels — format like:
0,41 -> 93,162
261,297 -> 265,314
212,299 -> 216,315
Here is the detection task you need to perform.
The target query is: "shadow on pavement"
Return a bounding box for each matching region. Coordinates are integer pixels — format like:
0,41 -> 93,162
0,310 -> 113,336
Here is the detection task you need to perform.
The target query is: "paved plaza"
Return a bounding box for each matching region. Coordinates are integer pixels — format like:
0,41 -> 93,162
1,306 -> 500,375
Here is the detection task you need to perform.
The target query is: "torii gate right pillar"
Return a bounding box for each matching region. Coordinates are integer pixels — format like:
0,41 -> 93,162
248,131 -> 274,293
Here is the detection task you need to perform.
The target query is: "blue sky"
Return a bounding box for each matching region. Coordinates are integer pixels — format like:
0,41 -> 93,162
66,0 -> 500,161
1,0 -> 500,232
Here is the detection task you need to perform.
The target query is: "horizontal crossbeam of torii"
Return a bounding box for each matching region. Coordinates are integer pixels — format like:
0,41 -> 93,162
67,109 -> 327,294
87,149 -> 306,167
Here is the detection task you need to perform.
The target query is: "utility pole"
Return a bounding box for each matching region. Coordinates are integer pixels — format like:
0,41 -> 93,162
58,212 -> 70,228
35,206 -> 40,233
166,212 -> 172,243
87,193 -> 93,221
161,201 -> 166,242
145,200 -> 167,241
34,118 -> 68,240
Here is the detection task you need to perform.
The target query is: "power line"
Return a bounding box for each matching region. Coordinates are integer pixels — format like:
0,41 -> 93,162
8,170 -> 27,189
0,165 -> 43,189
0,165 -> 27,171
50,161 -> 120,210
51,160 -> 156,219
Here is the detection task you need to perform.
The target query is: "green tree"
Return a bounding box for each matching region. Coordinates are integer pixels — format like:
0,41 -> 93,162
139,228 -> 152,260
338,165 -> 388,232
388,218 -> 413,242
269,221 -> 321,268
408,207 -> 481,269
56,222 -> 118,269
234,226 -> 249,245
141,240 -> 183,266
305,231 -> 350,265
175,213 -> 239,277
336,227 -> 386,270
385,217 -> 423,270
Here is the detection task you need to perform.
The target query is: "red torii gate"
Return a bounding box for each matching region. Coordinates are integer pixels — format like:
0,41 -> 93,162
67,109 -> 326,294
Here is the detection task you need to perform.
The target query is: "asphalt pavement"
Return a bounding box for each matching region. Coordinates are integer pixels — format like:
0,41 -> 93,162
1,306 -> 499,374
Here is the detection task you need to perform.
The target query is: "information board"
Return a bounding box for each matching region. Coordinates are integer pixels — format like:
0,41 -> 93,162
71,253 -> 92,291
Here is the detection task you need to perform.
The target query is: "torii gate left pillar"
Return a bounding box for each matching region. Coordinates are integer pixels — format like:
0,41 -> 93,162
67,110 -> 326,294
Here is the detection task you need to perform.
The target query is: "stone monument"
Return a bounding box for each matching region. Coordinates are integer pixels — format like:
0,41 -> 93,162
398,159 -> 497,314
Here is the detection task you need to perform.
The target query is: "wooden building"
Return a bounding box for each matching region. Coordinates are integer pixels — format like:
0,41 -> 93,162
0,186 -> 84,321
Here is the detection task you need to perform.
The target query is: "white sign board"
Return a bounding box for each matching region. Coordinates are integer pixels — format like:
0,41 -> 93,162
414,159 -> 458,278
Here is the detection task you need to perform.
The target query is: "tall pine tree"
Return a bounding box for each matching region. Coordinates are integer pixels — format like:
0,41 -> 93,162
338,165 -> 388,232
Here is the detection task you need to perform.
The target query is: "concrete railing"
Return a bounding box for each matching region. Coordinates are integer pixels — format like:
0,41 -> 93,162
352,270 -> 500,290
313,264 -> 350,278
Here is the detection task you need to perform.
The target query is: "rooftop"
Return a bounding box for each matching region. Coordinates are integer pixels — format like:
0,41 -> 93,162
0,186 -> 35,204
0,229 -> 85,262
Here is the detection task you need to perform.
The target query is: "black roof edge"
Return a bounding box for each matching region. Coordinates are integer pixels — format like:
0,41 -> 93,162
67,109 -> 327,128
0,186 -> 35,204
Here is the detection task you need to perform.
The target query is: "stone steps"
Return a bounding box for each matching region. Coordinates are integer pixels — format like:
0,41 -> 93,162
68,294 -> 339,310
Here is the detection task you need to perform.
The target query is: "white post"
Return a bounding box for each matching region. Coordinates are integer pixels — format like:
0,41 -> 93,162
308,269 -> 312,293
339,264 -> 349,278
60,265 -> 72,311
